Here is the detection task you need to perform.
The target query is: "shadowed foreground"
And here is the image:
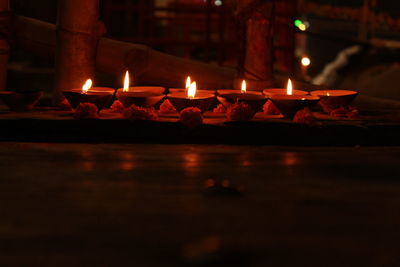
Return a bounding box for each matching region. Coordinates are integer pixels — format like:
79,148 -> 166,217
0,143 -> 400,266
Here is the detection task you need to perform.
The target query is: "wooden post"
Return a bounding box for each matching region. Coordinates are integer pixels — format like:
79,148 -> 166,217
358,0 -> 370,42
235,0 -> 275,90
55,0 -> 105,102
274,0 -> 296,74
0,0 -> 10,91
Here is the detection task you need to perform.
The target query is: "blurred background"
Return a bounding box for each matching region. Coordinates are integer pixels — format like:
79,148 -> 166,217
8,0 -> 400,100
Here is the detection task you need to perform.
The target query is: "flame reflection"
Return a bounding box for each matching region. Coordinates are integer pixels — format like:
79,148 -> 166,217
119,151 -> 135,171
282,152 -> 298,166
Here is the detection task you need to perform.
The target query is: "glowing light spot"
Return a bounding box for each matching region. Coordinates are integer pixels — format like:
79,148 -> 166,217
287,79 -> 293,95
301,57 -> 311,67
294,19 -> 303,27
188,82 -> 197,99
298,23 -> 307,31
82,79 -> 92,94
241,80 -> 246,93
123,71 -> 130,92
185,76 -> 191,89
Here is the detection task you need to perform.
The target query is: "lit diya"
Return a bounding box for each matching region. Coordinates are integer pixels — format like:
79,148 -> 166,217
310,90 -> 358,112
0,90 -> 43,112
263,79 -> 308,97
116,71 -> 165,108
168,81 -> 215,113
62,79 -> 114,110
169,76 -> 216,95
268,79 -> 320,118
217,80 -> 268,112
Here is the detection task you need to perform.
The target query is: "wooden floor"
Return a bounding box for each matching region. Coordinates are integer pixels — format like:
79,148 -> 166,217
1,142 -> 400,266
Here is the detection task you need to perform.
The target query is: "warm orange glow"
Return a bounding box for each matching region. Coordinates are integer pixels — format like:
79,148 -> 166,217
241,80 -> 247,93
287,79 -> 293,95
82,79 -> 92,94
282,152 -> 298,166
123,70 -> 130,92
185,76 -> 191,89
206,179 -> 215,187
222,179 -> 230,188
327,92 -> 330,96
188,81 -> 196,99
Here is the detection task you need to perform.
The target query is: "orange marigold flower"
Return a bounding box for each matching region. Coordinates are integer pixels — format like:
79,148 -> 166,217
123,104 -> 158,121
110,100 -> 125,113
159,99 -> 177,113
73,103 -> 99,119
180,107 -> 203,128
226,102 -> 255,121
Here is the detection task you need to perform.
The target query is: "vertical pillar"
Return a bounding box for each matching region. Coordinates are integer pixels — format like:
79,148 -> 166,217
274,0 -> 296,74
359,0 -> 370,42
236,0 -> 275,90
0,0 -> 10,91
55,0 -> 105,102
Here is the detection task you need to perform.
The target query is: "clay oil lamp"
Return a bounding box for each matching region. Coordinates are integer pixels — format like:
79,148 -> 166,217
263,78 -> 308,97
310,89 -> 358,112
269,79 -> 320,118
0,90 -> 43,112
168,81 -> 215,113
169,76 -> 216,95
116,71 -> 165,108
217,80 -> 268,112
62,79 -> 114,110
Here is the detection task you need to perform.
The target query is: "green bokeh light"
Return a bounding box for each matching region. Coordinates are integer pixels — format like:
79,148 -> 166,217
294,19 -> 303,27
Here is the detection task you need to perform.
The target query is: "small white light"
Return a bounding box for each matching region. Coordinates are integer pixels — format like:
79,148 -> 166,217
214,0 -> 222,6
298,23 -> 307,31
301,57 -> 311,67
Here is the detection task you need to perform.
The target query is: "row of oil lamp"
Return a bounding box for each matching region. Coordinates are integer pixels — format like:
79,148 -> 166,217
0,70 -> 359,118
63,71 -> 358,118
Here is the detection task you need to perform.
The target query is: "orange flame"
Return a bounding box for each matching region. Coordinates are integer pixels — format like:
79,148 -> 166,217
82,79 -> 92,94
241,80 -> 246,93
188,81 -> 196,99
123,70 -> 130,92
327,92 -> 330,96
287,79 -> 293,95
185,76 -> 191,89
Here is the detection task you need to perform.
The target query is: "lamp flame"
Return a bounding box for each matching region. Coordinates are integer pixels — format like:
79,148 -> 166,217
82,79 -> 92,94
327,92 -> 330,96
185,76 -> 191,89
287,79 -> 293,95
123,71 -> 130,92
188,81 -> 196,99
241,80 -> 246,93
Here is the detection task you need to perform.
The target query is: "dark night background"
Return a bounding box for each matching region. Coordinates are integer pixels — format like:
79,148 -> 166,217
2,1 -> 400,266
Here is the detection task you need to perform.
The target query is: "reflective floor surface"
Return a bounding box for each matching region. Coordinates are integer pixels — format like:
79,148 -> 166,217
1,143 -> 400,266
